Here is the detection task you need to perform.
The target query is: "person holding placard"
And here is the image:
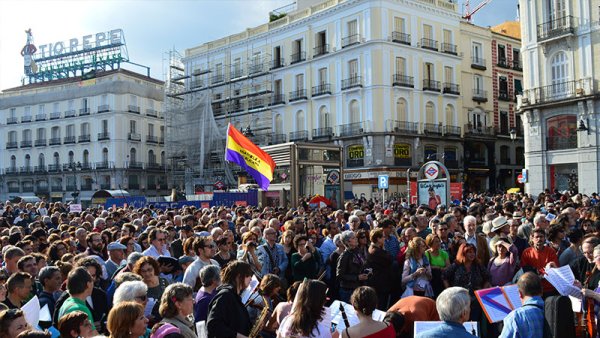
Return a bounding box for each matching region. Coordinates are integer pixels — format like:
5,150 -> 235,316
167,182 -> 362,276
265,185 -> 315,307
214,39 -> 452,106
498,272 -> 544,338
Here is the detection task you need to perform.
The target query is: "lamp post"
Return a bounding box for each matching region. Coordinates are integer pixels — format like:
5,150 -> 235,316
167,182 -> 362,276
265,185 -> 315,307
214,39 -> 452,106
577,118 -> 590,135
509,128 -> 516,142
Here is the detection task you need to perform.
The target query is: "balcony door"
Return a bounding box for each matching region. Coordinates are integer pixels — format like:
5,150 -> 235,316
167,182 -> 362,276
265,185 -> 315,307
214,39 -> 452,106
551,52 -> 569,97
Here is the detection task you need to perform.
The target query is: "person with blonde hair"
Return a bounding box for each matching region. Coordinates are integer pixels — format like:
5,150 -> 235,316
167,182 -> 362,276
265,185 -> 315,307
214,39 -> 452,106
401,237 -> 433,298
158,283 -> 196,338
106,301 -> 148,338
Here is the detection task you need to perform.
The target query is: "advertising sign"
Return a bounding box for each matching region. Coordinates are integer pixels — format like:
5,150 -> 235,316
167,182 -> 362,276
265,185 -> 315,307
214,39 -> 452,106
417,180 -> 447,209
347,145 -> 364,159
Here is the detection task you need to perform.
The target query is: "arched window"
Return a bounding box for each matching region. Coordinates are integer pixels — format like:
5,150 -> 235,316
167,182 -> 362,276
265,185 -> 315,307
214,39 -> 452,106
53,152 -> 60,166
426,102 -> 435,124
349,100 -> 360,124
10,156 -> 16,170
38,154 -> 45,168
296,110 -> 305,131
274,114 -> 283,134
25,154 -> 31,169
102,148 -> 109,163
319,106 -> 330,129
148,150 -> 156,164
161,151 -> 165,165
445,104 -> 455,126
395,98 -> 407,122
130,148 -> 137,164
68,151 -> 74,164
83,150 -> 90,165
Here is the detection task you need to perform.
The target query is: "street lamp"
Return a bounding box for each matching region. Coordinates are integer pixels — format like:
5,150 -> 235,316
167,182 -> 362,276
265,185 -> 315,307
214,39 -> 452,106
577,118 -> 590,134
509,128 -> 517,142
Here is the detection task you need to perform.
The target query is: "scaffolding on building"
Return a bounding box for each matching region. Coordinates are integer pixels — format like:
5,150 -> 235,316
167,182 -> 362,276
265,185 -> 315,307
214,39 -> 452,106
164,45 -> 277,193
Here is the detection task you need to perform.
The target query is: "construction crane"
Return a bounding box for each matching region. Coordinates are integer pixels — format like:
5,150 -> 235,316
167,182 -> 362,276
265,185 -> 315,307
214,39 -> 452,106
463,0 -> 494,22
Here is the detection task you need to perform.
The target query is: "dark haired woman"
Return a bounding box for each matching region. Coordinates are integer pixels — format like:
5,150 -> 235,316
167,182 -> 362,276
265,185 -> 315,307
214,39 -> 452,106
206,261 -> 254,338
277,279 -> 339,338
158,283 -> 196,338
343,286 -> 395,338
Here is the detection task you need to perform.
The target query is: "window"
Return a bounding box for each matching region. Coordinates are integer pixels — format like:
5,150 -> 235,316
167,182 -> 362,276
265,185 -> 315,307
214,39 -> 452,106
551,52 -> 569,94
318,106 -> 330,128
68,100 -> 74,110
347,19 -> 358,37
423,24 -> 433,39
24,106 -> 31,117
500,145 -> 510,164
22,129 -> 31,141
395,99 -> 407,122
130,120 -> 136,133
513,49 -> 521,66
83,150 -> 90,165
394,17 -> 405,33
102,148 -> 109,163
160,126 -> 164,138
37,128 -> 46,140
499,76 -> 508,99
514,79 -> 523,96
66,124 -> 75,137
81,123 -> 89,136
498,44 -> 506,63
52,103 -> 60,113
348,59 -> 358,78
81,98 -> 88,110
130,95 -> 137,107
424,145 -> 437,160
274,114 -> 283,134
295,74 -> 304,90
39,154 -> 45,168
53,152 -> 60,166
101,94 -> 108,106
216,63 -> 223,77
25,154 -> 31,168
38,104 -> 44,114
8,131 -> 16,142
271,48 -> 280,67
296,111 -> 305,131
148,150 -> 156,164
10,156 -> 16,169
233,58 -> 241,76
130,148 -> 137,164
68,151 -> 74,164
547,115 -> 577,150
425,102 -> 435,124
102,120 -> 108,133
500,111 -> 509,134
148,123 -> 154,136
444,147 -> 458,168
472,111 -> 485,130
9,108 -> 16,118
349,100 -> 360,124
445,104 -> 455,126
316,31 -> 326,49
474,75 -> 483,92
318,68 -> 327,84
444,66 -> 453,83
424,62 -> 434,81
51,126 -> 60,139
443,29 -> 452,44
395,57 -> 406,75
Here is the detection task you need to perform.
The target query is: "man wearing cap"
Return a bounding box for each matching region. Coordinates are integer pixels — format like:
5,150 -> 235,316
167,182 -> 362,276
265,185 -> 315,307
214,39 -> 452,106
105,242 -> 127,278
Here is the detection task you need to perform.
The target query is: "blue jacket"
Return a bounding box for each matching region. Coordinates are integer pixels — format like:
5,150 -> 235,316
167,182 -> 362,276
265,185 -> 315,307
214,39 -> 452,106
416,321 -> 477,338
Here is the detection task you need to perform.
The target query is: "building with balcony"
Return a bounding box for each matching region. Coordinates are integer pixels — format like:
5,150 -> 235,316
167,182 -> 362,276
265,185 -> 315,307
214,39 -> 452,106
458,21 -> 524,193
0,69 -> 169,203
169,0 -> 466,197
518,0 -> 599,195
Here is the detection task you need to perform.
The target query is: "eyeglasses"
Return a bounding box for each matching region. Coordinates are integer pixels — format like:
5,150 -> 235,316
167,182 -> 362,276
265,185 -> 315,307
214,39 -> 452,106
203,244 -> 216,249
439,228 -> 448,231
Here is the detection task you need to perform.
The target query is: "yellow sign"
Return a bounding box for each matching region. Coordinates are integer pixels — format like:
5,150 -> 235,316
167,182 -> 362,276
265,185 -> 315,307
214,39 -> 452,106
394,144 -> 411,158
348,145 -> 364,159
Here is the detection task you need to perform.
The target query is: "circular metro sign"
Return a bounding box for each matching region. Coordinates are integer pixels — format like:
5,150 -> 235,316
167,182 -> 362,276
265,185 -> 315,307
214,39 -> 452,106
424,163 -> 439,180
214,181 -> 225,190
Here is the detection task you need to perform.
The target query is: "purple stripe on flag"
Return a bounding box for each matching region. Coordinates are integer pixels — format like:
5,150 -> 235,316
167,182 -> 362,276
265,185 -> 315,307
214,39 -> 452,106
225,149 -> 271,190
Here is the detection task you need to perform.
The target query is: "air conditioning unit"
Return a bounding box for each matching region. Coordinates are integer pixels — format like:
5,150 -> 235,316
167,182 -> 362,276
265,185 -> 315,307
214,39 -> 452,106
359,128 -> 364,133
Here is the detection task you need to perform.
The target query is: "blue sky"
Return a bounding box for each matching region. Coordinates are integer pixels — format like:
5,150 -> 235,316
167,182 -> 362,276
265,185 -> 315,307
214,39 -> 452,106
0,0 -> 518,91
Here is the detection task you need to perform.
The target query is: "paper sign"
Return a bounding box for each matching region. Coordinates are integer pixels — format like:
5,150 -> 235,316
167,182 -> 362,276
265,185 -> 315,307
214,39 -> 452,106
69,204 -> 82,213
415,321 -> 478,336
569,296 -> 583,312
475,287 -> 514,323
39,304 -> 52,322
201,202 -> 210,209
145,297 -> 157,317
22,295 -> 40,328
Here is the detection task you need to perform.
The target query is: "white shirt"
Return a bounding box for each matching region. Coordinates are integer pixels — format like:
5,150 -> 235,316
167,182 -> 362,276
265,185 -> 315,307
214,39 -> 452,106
142,245 -> 170,259
182,257 -> 220,290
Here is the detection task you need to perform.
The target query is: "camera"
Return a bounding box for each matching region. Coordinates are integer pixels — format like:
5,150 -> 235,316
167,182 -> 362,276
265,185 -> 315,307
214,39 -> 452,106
363,268 -> 373,278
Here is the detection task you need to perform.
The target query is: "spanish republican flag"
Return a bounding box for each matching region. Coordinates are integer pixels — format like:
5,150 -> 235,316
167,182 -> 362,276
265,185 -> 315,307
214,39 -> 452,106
225,123 -> 276,190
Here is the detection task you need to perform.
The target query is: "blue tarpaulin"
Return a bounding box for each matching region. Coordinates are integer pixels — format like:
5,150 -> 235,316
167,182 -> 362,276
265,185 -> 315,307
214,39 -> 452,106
105,191 -> 259,210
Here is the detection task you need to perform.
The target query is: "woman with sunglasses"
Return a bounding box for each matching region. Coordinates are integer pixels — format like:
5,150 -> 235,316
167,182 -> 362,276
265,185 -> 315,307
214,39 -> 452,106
0,308 -> 31,338
214,236 -> 235,268
133,256 -> 168,326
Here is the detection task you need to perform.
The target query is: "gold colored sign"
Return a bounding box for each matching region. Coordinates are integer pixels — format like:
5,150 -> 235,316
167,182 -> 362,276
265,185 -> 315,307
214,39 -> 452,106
394,144 -> 411,158
348,145 -> 364,159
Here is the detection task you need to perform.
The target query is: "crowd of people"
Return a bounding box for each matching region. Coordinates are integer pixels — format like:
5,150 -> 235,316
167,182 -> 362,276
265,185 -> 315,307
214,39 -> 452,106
0,189 -> 599,338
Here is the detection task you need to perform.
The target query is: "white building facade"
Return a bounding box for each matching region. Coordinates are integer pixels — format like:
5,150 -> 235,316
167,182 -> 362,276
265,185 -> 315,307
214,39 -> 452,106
175,0 -> 466,198
0,69 -> 169,203
518,0 -> 600,195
